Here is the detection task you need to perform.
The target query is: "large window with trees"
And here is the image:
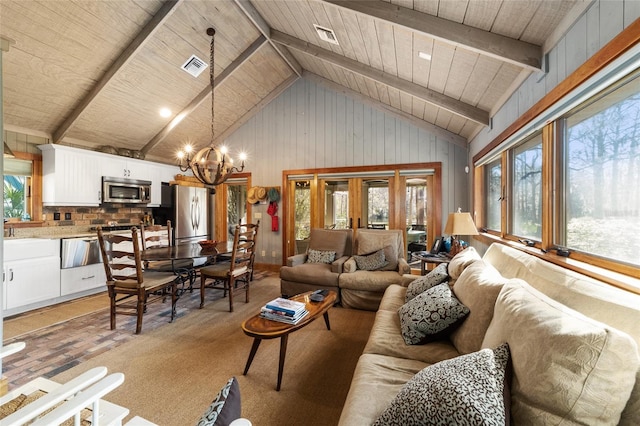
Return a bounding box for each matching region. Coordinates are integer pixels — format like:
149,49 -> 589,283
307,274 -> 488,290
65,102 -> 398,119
560,71 -> 640,266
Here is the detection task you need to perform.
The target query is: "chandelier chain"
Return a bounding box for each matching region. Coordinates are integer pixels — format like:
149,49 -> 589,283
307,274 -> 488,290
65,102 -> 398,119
209,29 -> 215,146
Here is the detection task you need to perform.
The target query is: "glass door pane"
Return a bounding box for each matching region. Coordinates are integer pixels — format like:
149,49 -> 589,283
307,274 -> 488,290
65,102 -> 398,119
294,180 -> 312,254
227,183 -> 247,241
363,179 -> 389,229
323,180 -> 349,229
406,178 -> 428,252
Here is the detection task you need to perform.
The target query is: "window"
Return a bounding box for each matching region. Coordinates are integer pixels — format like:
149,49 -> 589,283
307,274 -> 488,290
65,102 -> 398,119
510,133 -> 543,240
484,159 -> 502,232
4,158 -> 32,220
561,72 -> 640,266
473,24 -> 640,289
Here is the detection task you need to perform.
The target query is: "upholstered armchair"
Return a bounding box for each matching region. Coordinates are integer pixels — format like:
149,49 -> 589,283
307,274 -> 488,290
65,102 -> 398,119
338,229 -> 414,311
280,228 -> 354,299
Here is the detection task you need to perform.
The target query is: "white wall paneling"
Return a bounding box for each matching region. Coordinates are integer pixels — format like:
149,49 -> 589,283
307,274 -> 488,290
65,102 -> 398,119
225,76 -> 468,264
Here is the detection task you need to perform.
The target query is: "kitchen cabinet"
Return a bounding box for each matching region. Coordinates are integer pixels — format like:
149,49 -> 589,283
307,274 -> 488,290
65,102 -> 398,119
39,145 -> 103,206
39,144 -> 179,207
101,156 -> 153,181
148,163 -> 179,206
60,263 -> 106,296
3,239 -> 61,312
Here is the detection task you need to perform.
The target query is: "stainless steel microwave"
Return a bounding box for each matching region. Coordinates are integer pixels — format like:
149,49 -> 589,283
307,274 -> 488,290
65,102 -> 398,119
102,176 -> 151,204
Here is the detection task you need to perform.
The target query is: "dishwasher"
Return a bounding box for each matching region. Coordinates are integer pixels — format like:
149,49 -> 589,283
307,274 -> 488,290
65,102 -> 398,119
60,236 -> 106,296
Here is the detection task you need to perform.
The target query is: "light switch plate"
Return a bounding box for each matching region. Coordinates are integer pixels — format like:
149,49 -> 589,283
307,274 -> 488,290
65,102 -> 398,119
255,212 -> 262,219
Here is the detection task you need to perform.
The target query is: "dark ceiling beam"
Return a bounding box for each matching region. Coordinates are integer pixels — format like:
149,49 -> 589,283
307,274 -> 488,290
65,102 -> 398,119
271,30 -> 489,126
52,0 -> 184,144
323,0 -> 542,71
140,35 -> 268,155
233,0 -> 303,76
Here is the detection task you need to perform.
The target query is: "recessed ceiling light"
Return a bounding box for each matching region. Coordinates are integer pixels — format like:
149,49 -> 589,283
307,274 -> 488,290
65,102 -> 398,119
159,108 -> 171,118
418,51 -> 432,61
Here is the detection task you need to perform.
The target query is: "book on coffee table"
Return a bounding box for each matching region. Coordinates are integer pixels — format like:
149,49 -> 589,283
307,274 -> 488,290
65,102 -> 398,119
260,306 -> 309,325
265,298 -> 306,316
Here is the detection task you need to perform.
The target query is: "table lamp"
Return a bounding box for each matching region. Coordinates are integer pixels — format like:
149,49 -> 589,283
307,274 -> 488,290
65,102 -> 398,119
443,208 -> 478,257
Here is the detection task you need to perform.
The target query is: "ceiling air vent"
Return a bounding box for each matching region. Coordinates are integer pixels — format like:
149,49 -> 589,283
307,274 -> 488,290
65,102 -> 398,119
181,54 -> 208,78
313,24 -> 339,46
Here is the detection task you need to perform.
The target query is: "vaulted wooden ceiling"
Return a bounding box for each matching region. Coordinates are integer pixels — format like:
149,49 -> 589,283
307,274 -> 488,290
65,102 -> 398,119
0,0 -> 583,163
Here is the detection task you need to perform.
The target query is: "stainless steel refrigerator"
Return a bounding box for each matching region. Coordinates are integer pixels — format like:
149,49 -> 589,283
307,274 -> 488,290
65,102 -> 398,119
173,185 -> 213,245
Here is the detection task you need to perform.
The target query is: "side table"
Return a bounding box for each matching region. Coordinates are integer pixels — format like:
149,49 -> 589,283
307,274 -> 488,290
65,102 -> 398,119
412,253 -> 449,275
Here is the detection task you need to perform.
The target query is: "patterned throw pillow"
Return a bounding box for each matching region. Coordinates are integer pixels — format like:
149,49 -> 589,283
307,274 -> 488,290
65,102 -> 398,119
398,282 -> 470,345
353,249 -> 388,271
405,262 -> 449,302
196,377 -> 241,426
306,249 -> 336,264
374,343 -> 511,426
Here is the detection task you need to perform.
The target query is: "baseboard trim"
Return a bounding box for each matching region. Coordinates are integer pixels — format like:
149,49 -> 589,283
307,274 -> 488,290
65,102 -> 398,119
255,263 -> 281,273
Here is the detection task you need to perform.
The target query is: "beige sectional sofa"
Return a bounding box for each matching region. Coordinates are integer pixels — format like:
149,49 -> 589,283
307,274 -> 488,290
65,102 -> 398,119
338,243 -> 640,425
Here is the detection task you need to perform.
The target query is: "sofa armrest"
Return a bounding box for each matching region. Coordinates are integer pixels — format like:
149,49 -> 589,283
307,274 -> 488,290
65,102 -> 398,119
287,254 -> 307,267
331,255 -> 350,273
343,257 -> 357,273
397,258 -> 411,275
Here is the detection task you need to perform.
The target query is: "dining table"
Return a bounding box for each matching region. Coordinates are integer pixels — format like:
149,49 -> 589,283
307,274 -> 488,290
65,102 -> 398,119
140,241 -> 234,318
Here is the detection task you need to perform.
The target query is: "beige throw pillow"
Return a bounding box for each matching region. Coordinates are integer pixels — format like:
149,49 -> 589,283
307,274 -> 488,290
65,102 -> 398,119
482,279 -> 639,425
449,260 -> 509,354
447,247 -> 481,280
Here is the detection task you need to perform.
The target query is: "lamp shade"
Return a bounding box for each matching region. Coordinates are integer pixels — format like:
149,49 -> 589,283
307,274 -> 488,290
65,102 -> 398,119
443,211 -> 478,236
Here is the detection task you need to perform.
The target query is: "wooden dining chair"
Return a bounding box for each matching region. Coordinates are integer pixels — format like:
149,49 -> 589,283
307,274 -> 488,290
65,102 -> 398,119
139,220 -> 193,272
97,226 -> 178,334
199,223 -> 258,311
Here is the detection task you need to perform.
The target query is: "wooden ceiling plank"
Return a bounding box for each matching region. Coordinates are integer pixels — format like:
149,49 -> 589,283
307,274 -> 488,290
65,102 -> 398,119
272,30 -> 488,125
52,0 -> 184,144
323,0 -> 542,70
233,0 -> 303,76
311,0 -> 358,61
140,35 -> 267,155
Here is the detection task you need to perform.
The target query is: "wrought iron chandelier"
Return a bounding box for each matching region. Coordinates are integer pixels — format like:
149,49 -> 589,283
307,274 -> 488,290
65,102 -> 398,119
177,27 -> 246,187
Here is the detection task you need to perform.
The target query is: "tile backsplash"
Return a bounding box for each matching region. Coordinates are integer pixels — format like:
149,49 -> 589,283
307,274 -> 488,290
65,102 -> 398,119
42,205 -> 151,227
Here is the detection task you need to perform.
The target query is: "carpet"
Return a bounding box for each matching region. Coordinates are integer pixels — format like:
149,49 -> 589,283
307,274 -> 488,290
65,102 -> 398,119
4,273 -> 376,425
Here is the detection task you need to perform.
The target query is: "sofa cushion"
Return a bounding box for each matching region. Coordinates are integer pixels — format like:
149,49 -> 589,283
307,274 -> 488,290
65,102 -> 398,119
355,230 -> 401,271
405,262 -> 449,302
353,248 -> 388,271
279,262 -> 340,287
373,343 -> 511,426
337,354 -> 429,426
447,246 -> 481,280
306,249 -> 336,264
449,260 -> 509,354
482,279 -> 640,425
196,377 -> 241,426
398,283 -> 470,345
364,309 -> 460,364
308,228 -> 350,259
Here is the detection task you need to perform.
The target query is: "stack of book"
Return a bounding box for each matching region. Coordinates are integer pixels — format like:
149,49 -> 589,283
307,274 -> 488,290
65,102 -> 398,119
260,297 -> 309,325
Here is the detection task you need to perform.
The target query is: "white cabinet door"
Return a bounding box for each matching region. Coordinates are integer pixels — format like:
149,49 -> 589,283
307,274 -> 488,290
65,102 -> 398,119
148,163 -> 179,206
60,263 -> 106,296
4,256 -> 61,310
40,145 -> 103,206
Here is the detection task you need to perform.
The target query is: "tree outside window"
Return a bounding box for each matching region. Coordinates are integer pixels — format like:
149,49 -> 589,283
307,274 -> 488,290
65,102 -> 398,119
511,134 -> 542,240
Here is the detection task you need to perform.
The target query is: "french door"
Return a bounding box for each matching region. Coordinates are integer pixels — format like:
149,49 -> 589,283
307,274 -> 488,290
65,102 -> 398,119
283,164 -> 441,265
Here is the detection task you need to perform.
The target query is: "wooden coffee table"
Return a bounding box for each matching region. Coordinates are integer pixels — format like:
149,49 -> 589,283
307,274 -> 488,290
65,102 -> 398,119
241,290 -> 338,391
